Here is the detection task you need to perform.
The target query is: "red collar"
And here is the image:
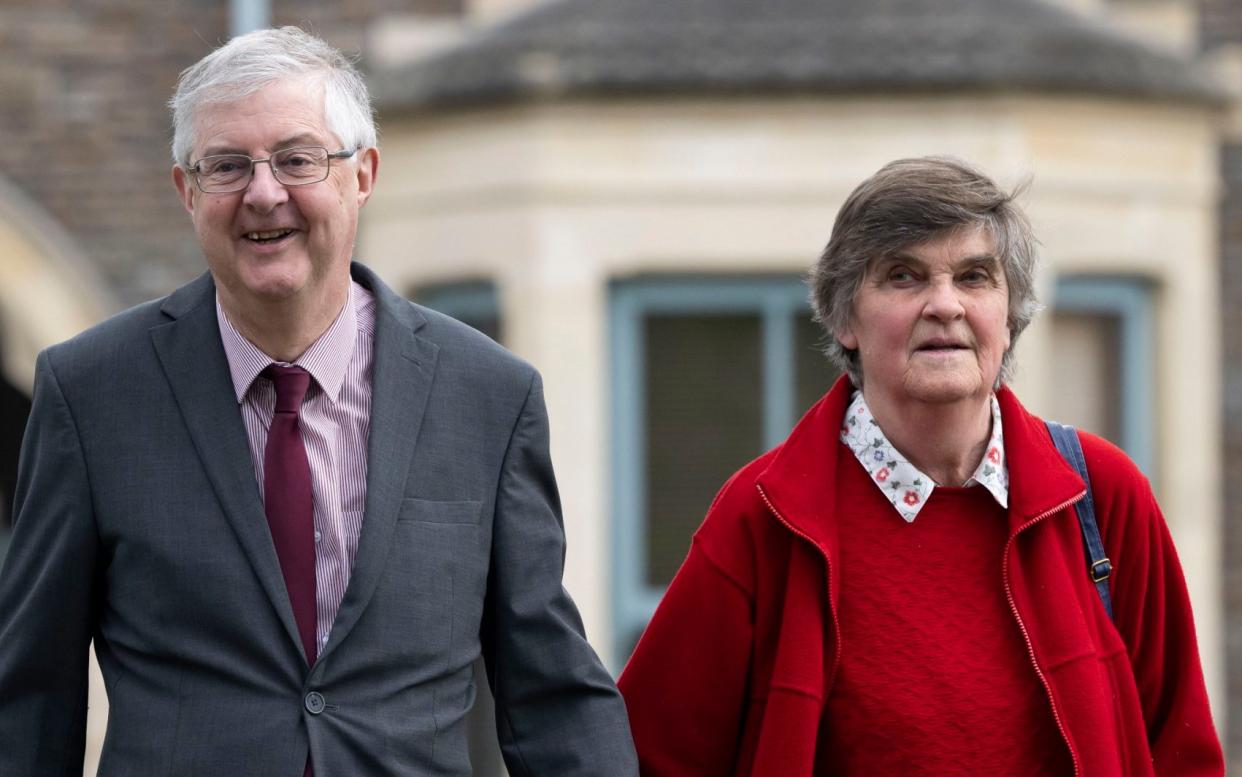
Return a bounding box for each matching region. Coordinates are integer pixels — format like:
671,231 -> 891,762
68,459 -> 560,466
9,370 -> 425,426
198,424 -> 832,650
757,377 -> 1086,553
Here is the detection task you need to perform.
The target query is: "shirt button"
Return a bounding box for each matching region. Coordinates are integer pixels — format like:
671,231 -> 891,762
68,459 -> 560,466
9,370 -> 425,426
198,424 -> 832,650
314,530 -> 322,543
305,691 -> 326,715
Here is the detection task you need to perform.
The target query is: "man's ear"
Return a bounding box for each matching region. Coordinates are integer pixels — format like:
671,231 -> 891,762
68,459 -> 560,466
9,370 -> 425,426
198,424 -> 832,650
355,147 -> 379,208
172,165 -> 196,215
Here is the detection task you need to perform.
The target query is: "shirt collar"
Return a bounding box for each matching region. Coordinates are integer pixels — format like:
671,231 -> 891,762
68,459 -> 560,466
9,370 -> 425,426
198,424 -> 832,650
216,280 -> 361,404
839,390 -> 1009,522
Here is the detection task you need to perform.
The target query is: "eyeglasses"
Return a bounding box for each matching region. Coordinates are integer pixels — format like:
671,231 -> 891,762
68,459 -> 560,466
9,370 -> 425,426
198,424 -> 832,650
185,146 -> 358,194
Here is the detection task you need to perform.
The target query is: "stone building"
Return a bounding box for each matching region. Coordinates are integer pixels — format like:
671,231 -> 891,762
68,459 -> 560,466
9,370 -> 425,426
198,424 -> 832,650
0,0 -> 1238,771
367,0 -> 1235,756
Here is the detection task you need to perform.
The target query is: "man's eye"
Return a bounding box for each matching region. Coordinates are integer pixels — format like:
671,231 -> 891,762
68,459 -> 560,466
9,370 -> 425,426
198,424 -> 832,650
206,159 -> 244,174
282,154 -> 314,167
888,269 -> 915,282
961,269 -> 991,284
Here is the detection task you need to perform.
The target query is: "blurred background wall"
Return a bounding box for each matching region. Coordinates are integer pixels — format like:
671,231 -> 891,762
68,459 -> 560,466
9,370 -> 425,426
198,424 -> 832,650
0,0 -> 1238,773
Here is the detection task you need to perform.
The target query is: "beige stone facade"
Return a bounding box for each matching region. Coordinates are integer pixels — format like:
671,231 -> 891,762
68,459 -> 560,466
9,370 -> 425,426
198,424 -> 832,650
364,94 -> 1225,704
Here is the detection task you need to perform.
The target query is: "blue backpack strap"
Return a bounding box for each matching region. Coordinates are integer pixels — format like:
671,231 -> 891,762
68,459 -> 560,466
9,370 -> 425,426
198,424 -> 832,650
1044,421 -> 1114,621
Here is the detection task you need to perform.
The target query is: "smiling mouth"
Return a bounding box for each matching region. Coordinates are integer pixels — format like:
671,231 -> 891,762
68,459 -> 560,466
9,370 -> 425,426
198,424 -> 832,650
244,229 -> 294,244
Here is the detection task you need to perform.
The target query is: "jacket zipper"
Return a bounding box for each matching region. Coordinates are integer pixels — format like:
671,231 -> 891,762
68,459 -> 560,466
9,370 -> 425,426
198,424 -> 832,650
1002,491 -> 1087,777
755,484 -> 843,690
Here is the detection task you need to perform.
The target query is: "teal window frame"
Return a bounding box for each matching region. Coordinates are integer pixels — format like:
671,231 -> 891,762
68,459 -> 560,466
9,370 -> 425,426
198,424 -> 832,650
1052,275 -> 1156,477
609,276 -> 818,664
411,280 -> 502,343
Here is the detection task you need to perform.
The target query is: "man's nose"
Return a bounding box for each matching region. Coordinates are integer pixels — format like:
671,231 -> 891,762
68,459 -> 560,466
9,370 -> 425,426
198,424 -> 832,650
922,277 -> 965,320
242,160 -> 289,211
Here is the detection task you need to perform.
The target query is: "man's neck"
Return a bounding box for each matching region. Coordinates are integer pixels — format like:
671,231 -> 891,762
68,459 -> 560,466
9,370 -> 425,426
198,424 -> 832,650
862,388 -> 993,487
218,282 -> 349,364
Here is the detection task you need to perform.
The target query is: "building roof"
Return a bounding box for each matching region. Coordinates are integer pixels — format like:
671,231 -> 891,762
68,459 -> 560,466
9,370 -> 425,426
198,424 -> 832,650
372,0 -> 1224,111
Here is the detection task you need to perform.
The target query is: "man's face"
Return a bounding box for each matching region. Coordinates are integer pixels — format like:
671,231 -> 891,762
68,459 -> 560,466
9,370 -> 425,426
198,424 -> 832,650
172,77 -> 378,313
836,225 -> 1010,411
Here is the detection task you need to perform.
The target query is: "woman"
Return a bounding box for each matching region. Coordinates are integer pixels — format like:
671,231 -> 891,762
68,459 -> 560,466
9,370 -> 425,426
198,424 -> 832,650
618,157 -> 1222,776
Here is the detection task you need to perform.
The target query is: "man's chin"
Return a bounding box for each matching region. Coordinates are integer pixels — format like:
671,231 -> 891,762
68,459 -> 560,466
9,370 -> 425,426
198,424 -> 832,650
236,257 -> 312,295
216,270 -> 308,309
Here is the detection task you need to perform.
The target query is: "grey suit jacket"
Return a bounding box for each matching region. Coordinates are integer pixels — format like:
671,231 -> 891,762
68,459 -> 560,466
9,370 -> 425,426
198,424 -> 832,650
0,264 -> 637,776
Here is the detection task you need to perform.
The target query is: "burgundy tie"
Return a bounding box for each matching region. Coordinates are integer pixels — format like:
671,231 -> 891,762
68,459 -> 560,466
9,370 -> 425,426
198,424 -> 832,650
262,365 -> 319,667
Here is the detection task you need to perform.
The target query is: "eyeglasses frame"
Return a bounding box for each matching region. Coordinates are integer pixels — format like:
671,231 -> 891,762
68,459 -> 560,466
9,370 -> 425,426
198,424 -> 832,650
185,146 -> 359,194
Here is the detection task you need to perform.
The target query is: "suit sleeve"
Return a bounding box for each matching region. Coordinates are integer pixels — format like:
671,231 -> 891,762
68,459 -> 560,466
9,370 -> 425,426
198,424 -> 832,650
618,534 -> 754,777
482,370 -> 638,776
0,350 -> 98,775
1093,447 -> 1224,775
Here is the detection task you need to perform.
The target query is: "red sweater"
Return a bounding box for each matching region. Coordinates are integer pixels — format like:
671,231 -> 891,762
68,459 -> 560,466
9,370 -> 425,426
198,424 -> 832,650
619,377 -> 1223,777
822,453 -> 1071,774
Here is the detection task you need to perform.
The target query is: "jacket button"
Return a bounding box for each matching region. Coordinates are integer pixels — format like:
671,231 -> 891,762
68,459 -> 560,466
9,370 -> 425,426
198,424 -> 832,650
305,691 -> 326,715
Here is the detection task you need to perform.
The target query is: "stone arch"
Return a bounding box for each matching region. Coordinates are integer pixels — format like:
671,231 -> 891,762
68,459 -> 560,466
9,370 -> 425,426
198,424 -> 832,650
0,174 -> 116,524
0,174 -> 116,391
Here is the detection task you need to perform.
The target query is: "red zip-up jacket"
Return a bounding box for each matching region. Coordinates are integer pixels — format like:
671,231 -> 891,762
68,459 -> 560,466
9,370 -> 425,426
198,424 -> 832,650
619,377 -> 1223,776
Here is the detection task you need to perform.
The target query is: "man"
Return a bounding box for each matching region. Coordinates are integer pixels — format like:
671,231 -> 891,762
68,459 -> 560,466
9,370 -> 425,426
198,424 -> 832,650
0,27 -> 637,776
618,157 -> 1223,775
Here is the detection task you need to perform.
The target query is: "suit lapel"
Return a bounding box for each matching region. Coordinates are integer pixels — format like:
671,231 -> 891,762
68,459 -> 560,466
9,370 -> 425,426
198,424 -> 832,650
318,265 -> 438,663
149,273 -> 307,662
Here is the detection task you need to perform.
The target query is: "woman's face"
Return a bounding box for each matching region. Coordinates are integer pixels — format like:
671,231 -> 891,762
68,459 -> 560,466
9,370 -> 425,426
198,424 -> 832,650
836,225 -> 1010,414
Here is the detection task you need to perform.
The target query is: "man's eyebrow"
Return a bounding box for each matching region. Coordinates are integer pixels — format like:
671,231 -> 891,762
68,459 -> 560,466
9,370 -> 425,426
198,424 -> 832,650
197,144 -> 248,158
196,134 -> 327,158
273,133 -> 327,149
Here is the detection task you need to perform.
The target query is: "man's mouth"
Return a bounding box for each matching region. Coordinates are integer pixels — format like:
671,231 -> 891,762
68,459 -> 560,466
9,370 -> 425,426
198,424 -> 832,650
244,229 -> 295,244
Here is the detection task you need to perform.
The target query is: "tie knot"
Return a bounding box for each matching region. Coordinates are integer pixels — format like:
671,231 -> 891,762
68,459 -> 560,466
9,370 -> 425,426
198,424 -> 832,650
264,365 -> 312,413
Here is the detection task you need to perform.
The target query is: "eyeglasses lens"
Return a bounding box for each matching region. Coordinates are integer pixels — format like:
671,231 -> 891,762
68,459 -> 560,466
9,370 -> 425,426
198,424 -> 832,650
195,147 -> 331,193
272,147 -> 329,183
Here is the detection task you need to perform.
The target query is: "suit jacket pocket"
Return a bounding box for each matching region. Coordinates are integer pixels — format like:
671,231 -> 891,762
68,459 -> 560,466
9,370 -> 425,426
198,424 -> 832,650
399,498 -> 483,525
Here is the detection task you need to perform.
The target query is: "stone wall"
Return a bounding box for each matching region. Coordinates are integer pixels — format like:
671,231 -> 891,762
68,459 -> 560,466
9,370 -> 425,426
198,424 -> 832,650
1200,0 -> 1242,49
1222,140 -> 1242,767
0,0 -> 461,308
0,2 -> 225,306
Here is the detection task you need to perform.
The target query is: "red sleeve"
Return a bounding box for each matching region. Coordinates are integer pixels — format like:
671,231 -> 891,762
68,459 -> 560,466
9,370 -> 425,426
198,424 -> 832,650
618,534 -> 755,777
1084,436 -> 1224,775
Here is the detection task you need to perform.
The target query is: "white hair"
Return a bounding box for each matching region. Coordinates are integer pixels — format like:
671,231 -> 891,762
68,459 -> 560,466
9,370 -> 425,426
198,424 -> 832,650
169,26 -> 376,166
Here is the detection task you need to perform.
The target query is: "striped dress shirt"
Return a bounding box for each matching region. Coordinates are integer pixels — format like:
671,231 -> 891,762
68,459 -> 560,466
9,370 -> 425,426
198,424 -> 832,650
216,281 -> 376,654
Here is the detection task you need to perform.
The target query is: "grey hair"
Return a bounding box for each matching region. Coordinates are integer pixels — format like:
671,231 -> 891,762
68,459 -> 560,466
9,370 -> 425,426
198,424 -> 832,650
169,26 -> 376,166
809,156 -> 1039,388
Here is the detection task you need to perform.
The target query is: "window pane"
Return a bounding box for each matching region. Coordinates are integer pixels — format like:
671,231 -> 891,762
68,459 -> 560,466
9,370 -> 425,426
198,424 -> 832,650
454,313 -> 500,344
1047,311 -> 1122,445
410,281 -> 502,343
644,314 -> 763,586
795,314 -> 841,419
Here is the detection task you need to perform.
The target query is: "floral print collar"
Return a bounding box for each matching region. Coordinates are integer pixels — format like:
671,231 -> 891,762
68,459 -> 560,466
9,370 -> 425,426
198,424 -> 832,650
839,390 -> 1009,523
